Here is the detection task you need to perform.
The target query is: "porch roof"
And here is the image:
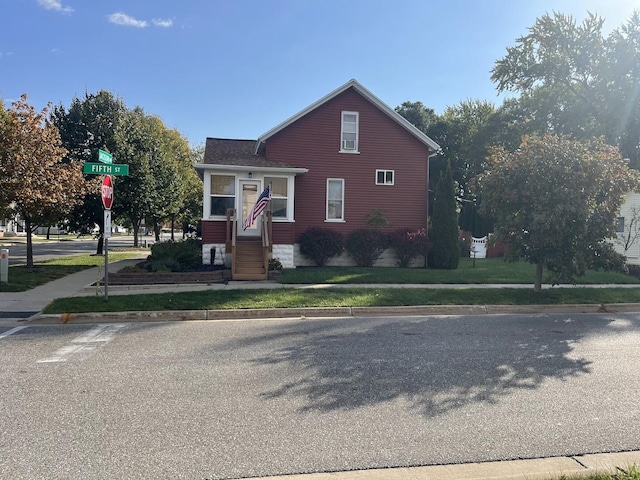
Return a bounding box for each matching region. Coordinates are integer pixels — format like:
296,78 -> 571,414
196,138 -> 308,175
201,138 -> 297,168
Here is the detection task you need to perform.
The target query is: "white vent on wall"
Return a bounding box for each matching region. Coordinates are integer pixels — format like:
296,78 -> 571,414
342,139 -> 356,150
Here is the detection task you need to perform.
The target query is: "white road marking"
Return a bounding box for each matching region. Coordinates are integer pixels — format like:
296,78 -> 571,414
0,326 -> 28,340
37,323 -> 127,363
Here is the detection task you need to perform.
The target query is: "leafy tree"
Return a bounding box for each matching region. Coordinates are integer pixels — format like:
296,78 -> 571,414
477,135 -> 637,291
0,95 -> 85,266
396,99 -> 499,236
112,108 -> 156,247
429,161 -> 459,269
491,11 -> 640,167
178,144 -> 204,238
51,90 -> 126,253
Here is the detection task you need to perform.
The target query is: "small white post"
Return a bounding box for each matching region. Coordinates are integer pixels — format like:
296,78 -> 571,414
0,249 -> 8,283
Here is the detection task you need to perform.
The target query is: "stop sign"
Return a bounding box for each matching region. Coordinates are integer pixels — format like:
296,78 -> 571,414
101,175 -> 114,210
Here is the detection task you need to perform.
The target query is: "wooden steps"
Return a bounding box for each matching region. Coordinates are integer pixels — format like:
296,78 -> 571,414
233,239 -> 267,280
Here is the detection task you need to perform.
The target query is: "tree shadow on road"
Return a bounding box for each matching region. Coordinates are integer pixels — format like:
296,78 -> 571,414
222,313 -> 628,418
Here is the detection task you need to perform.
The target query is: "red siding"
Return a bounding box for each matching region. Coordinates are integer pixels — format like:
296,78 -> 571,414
266,87 -> 430,241
201,220 -> 226,243
202,219 -> 295,245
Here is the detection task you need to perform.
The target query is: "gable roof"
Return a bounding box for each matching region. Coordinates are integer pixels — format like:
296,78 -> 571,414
255,79 -> 441,154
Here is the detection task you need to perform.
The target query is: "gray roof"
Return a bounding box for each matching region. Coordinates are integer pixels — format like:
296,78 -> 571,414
203,138 -> 295,168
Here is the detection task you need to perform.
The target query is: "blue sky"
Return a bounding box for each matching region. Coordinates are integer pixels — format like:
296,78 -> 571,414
1,0 -> 638,147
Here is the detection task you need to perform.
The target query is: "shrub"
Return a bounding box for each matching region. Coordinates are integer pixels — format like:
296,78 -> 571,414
268,258 -> 283,271
346,228 -> 389,267
146,238 -> 202,272
389,228 -> 431,267
298,227 -> 344,266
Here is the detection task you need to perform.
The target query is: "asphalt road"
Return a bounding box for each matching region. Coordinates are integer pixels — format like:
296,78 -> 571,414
2,235 -> 155,265
1,312 -> 639,479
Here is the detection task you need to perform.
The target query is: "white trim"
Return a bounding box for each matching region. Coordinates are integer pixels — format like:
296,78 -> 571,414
254,79 -> 441,154
375,169 -> 395,185
340,111 -> 359,153
326,178 -> 345,221
195,163 -> 308,175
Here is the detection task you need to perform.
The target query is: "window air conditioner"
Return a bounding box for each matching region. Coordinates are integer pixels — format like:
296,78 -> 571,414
342,139 -> 356,150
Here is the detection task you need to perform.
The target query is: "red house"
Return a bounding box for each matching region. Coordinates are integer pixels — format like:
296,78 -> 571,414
195,79 -> 440,279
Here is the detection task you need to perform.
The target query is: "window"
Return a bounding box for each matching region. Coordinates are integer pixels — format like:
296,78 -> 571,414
376,170 -> 394,185
210,175 -> 235,216
616,216 -> 625,234
340,111 -> 359,152
326,178 -> 345,221
264,176 -> 288,219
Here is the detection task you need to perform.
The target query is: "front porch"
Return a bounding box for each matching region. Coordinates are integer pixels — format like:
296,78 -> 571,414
224,208 -> 272,281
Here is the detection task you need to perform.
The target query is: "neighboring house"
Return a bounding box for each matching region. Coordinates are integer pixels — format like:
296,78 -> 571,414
613,192 -> 640,265
195,79 -> 440,279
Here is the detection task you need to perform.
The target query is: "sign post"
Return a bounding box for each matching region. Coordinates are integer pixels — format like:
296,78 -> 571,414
101,175 -> 114,300
82,150 -> 127,300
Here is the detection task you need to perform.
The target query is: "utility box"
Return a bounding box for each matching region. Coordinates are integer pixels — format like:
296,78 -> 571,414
0,249 -> 8,283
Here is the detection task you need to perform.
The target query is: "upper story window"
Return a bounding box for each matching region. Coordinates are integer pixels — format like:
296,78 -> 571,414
326,178 -> 345,221
616,216 -> 625,234
210,175 -> 235,216
264,176 -> 288,219
340,111 -> 359,153
376,170 -> 394,185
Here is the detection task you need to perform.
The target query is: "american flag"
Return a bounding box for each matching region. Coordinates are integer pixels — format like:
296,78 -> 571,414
243,184 -> 271,230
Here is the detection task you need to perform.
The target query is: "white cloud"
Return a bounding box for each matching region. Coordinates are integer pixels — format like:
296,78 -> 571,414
152,18 -> 173,28
37,0 -> 74,14
107,12 -> 149,28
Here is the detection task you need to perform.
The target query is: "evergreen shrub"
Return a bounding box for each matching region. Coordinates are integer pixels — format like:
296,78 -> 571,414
146,238 -> 202,272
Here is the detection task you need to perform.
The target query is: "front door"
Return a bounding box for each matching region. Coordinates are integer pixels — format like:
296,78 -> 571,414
238,180 -> 262,237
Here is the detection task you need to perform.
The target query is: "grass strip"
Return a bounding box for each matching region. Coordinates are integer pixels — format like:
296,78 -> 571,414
555,464 -> 640,479
43,286 -> 640,314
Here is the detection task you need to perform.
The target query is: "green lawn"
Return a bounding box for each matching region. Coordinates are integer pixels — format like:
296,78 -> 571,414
278,258 -> 640,285
0,251 -> 145,292
43,285 -> 640,314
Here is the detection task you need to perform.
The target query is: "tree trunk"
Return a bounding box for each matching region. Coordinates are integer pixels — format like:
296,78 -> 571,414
46,225 -> 51,240
170,215 -> 175,241
534,263 -> 543,292
96,236 -> 104,255
25,218 -> 34,268
154,219 -> 160,242
132,219 -> 141,247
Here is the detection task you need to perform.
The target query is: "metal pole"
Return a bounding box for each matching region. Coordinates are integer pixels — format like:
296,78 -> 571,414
104,235 -> 109,301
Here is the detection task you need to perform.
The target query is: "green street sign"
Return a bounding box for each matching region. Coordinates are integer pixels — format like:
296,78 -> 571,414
98,149 -> 113,164
83,162 -> 129,176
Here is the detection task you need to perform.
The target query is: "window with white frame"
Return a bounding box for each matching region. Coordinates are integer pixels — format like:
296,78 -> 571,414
616,216 -> 625,234
264,176 -> 288,219
340,111 -> 359,152
376,169 -> 394,185
326,178 -> 345,221
209,175 -> 235,216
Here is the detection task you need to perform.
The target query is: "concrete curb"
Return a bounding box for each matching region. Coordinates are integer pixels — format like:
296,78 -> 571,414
30,302 -> 640,324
